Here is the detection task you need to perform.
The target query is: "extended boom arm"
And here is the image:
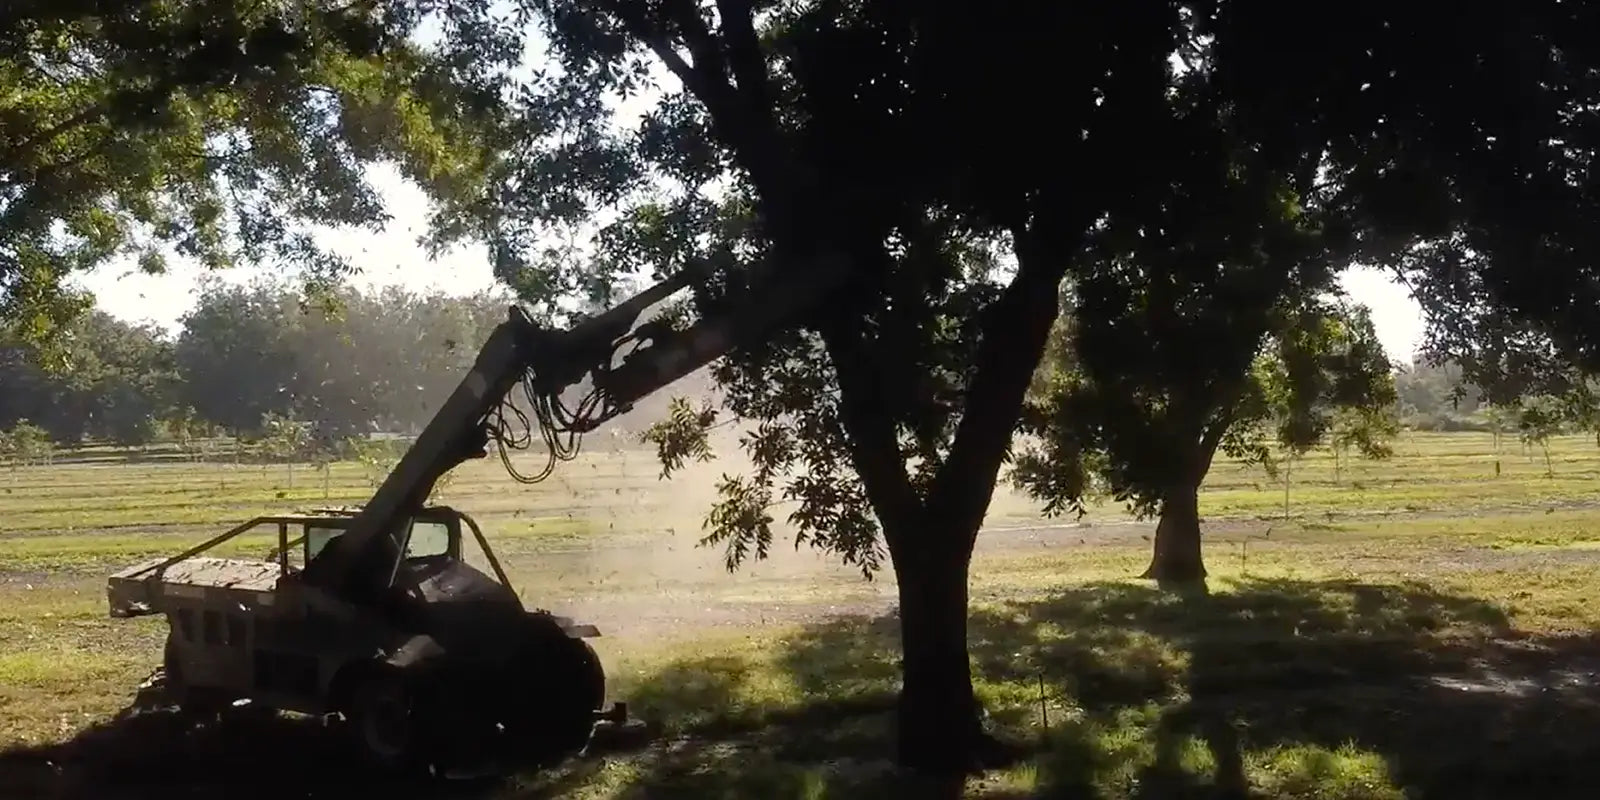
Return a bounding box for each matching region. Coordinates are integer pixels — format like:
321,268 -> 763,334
303,255 -> 852,599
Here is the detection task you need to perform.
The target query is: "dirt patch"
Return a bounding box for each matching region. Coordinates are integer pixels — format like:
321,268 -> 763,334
0,570 -> 55,586
564,596 -> 897,642
1421,545 -> 1600,573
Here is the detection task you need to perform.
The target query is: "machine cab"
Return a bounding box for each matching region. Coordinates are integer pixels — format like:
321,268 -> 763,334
285,505 -> 523,621
296,506 -> 464,571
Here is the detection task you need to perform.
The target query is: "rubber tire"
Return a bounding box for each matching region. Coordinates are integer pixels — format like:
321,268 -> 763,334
571,638 -> 606,718
346,671 -> 424,772
537,636 -> 606,759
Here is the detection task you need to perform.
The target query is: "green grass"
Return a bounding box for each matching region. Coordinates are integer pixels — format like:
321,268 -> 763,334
3,431 -> 1600,798
0,516 -> 597,572
3,430 -> 1597,576
4,431 -> 1597,542
1201,433 -> 1598,515
0,456 -> 662,534
6,526 -> 1600,798
986,431 -> 1600,528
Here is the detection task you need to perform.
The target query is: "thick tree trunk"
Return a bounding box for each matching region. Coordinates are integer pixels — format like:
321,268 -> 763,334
893,538 -> 983,774
1139,484 -> 1206,587
810,224 -> 1075,778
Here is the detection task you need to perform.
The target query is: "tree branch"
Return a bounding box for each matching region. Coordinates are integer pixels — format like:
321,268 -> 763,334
926,225 -> 1072,540
604,0 -> 786,198
4,101 -> 111,166
662,0 -> 729,82
31,138 -> 117,183
1197,406 -> 1236,477
715,0 -> 770,107
4,55 -> 196,167
603,1 -> 728,114
818,308 -> 923,544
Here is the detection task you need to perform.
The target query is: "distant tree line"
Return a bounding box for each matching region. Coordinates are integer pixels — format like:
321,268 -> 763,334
1395,360 -> 1485,429
0,278 -> 714,457
0,279 -> 509,449
4,276 -> 1597,460
1394,359 -> 1600,442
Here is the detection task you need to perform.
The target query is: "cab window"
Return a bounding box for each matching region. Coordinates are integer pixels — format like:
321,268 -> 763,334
405,519 -> 451,559
306,525 -> 345,560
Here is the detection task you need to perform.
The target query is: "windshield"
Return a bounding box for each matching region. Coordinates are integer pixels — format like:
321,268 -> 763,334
305,526 -> 344,560
404,519 -> 451,558
303,518 -> 450,564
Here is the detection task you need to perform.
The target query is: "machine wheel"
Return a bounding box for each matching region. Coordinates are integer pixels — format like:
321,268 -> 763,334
346,671 -> 424,771
533,635 -> 607,760
575,639 -> 606,713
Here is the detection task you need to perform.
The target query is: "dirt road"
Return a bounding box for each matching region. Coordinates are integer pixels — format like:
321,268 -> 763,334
534,502 -> 1600,642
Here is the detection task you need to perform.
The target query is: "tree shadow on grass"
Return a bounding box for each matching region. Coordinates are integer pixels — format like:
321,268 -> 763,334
970,578 -> 1600,799
0,649 -> 910,800
0,703 -> 500,799
9,577 -> 1600,799
520,577 -> 1600,799
513,619 -> 937,800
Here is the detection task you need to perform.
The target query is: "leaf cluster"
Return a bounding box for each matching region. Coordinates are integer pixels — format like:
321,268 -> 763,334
1015,293 -> 1400,518
1196,1 -> 1600,382
0,418 -> 53,466
1,1 -> 501,349
637,206 -> 1009,575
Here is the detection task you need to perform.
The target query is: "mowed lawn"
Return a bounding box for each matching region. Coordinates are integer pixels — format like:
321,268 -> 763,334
2,431 -> 1600,799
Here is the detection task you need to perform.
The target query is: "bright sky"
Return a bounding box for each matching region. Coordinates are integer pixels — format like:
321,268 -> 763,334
72,162 -> 504,326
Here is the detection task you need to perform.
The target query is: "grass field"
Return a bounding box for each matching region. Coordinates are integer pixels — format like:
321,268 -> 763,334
3,431 -> 1600,799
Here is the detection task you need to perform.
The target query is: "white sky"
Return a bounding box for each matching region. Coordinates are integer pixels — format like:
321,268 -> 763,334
73,162 -> 504,320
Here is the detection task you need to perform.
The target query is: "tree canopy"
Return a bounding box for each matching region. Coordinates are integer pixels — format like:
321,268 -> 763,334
1195,0 -> 1600,389
0,308 -> 176,445
0,0 -> 495,350
1002,71 -> 1403,582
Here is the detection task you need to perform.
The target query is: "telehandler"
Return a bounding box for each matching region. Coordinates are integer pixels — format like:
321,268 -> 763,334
104,255 -> 850,773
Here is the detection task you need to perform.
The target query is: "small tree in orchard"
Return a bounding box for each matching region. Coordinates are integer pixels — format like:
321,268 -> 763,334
166,405 -> 217,463
1482,403 -> 1515,466
1517,395 -> 1567,478
344,435 -> 402,489
5,420 -> 55,468
1329,405 -> 1400,484
167,406 -> 197,459
1558,381 -> 1600,449
307,431 -> 344,499
1261,318 -> 1399,518
259,412 -> 311,488
1006,81 -> 1401,585
0,420 -> 55,481
1016,291 -> 1397,584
